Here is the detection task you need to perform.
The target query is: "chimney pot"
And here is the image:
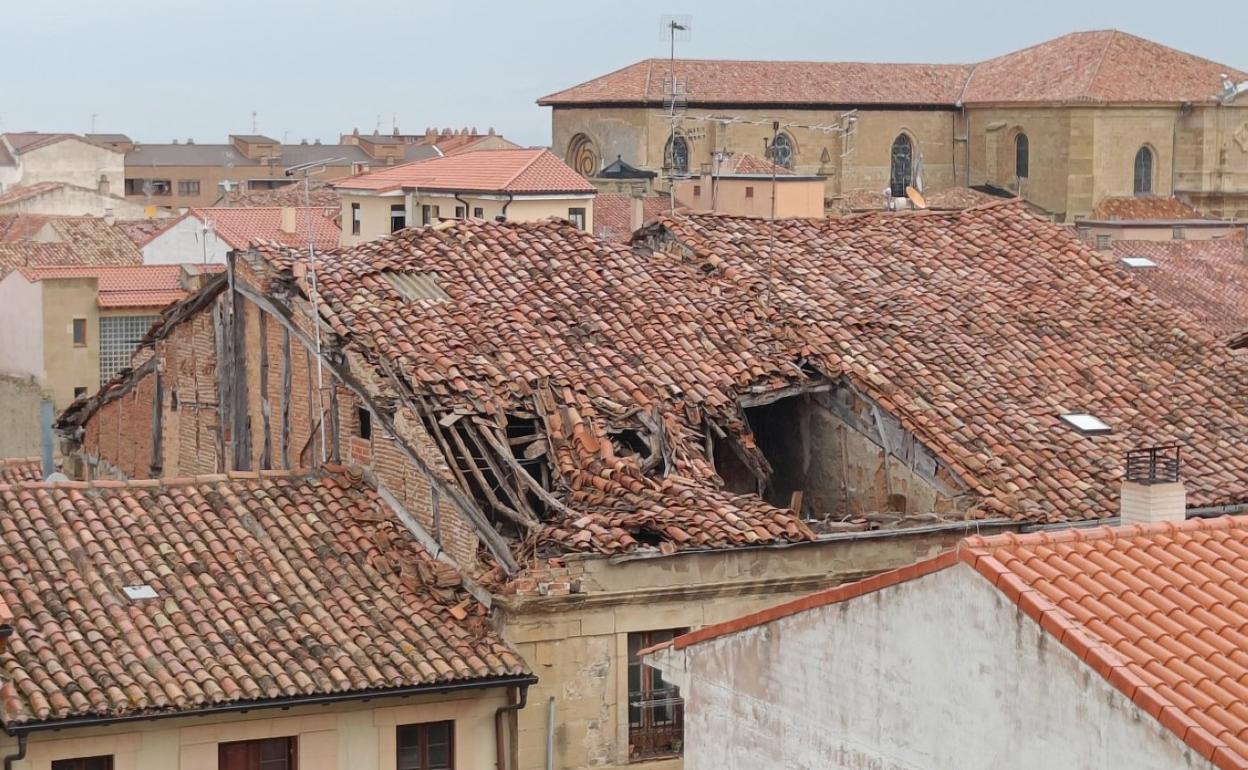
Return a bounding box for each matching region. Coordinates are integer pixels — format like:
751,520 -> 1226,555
1121,446 -> 1186,525
279,207 -> 298,235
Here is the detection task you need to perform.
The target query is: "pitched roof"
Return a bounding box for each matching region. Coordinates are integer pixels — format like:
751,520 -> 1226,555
963,30 -> 1248,104
539,58 -> 974,106
648,202 -> 1248,521
542,31 -> 1247,107
719,153 -> 799,176
19,265 -> 189,308
593,193 -> 670,242
665,516 -> 1248,768
215,178 -> 341,208
0,215 -> 143,272
0,469 -> 528,727
1112,238 -> 1248,341
332,149 -> 597,195
0,458 -> 41,485
831,186 -> 1004,214
189,207 -> 340,251
113,216 -> 183,247
1091,195 -> 1211,221
0,133 -> 89,154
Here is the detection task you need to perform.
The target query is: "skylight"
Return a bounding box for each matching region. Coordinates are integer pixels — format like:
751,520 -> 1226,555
122,584 -> 158,600
1060,413 -> 1111,434
1119,256 -> 1157,269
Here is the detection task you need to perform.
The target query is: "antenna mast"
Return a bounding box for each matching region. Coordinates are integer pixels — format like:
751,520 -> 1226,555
660,14 -> 691,215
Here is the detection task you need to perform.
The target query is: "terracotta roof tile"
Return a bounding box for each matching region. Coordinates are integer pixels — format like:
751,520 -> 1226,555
542,31 -> 1245,107
333,149 -> 596,195
189,207 -> 340,251
0,469 -> 527,727
0,215 -> 143,273
0,458 -> 41,485
1112,238 -> 1248,340
216,179 -> 340,208
832,186 -> 1002,213
1091,196 -> 1210,220
20,265 -> 188,309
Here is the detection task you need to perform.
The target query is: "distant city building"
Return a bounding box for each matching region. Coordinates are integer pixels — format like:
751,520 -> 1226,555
672,153 -> 825,218
333,148 -> 596,245
0,132 -> 124,194
542,30 -> 1248,220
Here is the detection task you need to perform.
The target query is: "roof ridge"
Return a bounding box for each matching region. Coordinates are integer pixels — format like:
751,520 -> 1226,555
500,148 -> 549,190
960,515 -> 1245,552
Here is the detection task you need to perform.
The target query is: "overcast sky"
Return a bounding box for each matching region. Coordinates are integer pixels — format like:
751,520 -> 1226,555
4,0 -> 1247,147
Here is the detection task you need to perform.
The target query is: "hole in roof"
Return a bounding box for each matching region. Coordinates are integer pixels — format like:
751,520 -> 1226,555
380,271 -> 449,302
122,584 -> 158,600
1119,256 -> 1157,269
1060,413 -> 1111,435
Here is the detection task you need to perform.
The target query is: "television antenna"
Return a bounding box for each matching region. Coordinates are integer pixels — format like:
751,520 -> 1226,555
660,14 -> 691,215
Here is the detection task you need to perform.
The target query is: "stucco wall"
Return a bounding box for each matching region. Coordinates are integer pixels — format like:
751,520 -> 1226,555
16,138 -> 124,190
143,216 -> 229,265
0,186 -> 152,218
40,278 -> 99,410
673,177 -> 825,217
0,273 -> 46,382
667,564 -> 1211,770
0,374 -> 49,458
339,192 -> 595,246
0,688 -> 508,770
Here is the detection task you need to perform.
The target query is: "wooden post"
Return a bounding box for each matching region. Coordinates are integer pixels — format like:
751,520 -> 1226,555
280,328 -> 291,468
258,314 -> 272,470
149,370 -> 163,478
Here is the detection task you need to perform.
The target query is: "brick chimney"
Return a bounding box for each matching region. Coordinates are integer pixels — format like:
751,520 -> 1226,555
279,207 -> 298,235
1120,446 -> 1186,525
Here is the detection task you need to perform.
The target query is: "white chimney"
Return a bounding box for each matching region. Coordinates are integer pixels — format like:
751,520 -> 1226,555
1120,446 -> 1186,525
279,207 -> 298,235
630,189 -> 645,232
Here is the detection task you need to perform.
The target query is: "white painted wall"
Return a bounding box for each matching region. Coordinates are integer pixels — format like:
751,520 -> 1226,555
141,215 -> 228,265
0,185 -> 152,218
0,273 -> 45,383
662,564 -> 1212,770
16,138 -> 125,189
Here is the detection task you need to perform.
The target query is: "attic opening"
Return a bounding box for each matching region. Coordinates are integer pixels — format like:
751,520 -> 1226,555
716,383 -> 974,522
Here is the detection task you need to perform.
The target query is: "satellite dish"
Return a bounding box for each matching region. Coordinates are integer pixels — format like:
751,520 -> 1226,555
906,185 -> 927,210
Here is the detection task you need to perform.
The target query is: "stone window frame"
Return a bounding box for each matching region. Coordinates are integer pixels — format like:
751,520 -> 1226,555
1133,145 -> 1156,196
889,132 -> 915,193
1014,131 -> 1030,179
567,133 -> 601,177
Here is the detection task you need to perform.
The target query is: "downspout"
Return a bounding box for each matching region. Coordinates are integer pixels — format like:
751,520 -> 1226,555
3,733 -> 26,770
545,696 -> 555,770
494,683 -> 529,770
500,192 -> 514,221
454,193 -> 472,220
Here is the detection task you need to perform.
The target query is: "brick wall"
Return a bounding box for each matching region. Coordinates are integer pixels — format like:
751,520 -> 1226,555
83,367 -> 156,479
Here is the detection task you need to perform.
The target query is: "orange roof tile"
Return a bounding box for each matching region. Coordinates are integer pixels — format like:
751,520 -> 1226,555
0,469 -> 529,727
543,31 -> 1246,108
333,149 -> 596,195
1113,238 -> 1248,340
20,265 -> 188,309
189,207 -> 340,251
1091,196 -> 1210,220
670,516 -> 1248,767
0,458 -> 41,485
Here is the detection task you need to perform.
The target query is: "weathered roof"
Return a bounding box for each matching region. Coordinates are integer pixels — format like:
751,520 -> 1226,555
0,215 -> 144,273
542,30 -> 1247,107
0,469 -> 528,727
189,207 -> 340,250
215,178 -> 341,208
0,458 -> 41,485
663,516 -> 1248,769
333,149 -> 597,195
647,203 -> 1248,521
19,265 -> 189,308
593,193 -> 671,242
1090,196 -> 1211,221
1113,238 -> 1248,342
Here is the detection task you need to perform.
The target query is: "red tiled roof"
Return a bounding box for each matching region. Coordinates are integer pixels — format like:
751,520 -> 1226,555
333,149 -> 596,195
0,458 -> 41,486
0,214 -> 49,242
1113,238 -> 1248,340
0,133 -> 83,154
114,216 -> 184,247
0,215 -> 143,273
593,193 -> 670,242
649,203 -> 1248,521
542,31 -> 1246,107
831,186 -> 1002,214
666,516 -> 1248,768
539,58 -> 974,106
722,153 -> 797,176
20,265 -> 188,308
189,207 -> 340,251
216,179 -> 341,208
0,469 -> 528,727
1091,196 -> 1211,220
963,30 -> 1248,104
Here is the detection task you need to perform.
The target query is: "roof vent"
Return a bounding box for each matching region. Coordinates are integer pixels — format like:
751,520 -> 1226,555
1122,445 -> 1185,524
1060,413 -> 1111,435
1119,256 -> 1157,269
122,584 -> 158,600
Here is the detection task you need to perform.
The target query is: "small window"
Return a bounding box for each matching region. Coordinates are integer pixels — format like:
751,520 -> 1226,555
72,317 -> 87,346
692,184 -> 701,197
1015,133 -> 1029,179
52,758 -> 114,770
454,205 -> 466,219
357,406 -> 372,440
178,179 -> 201,196
889,134 -> 914,195
390,204 -> 407,233
351,203 -> 362,235
397,721 -> 454,770
567,207 -> 587,230
1096,234 -> 1111,250
769,132 -> 794,169
745,186 -> 754,198
218,736 -> 295,770
473,207 -> 484,218
422,204 -> 432,226
1172,226 -> 1186,240
628,629 -> 685,761
73,387 -> 88,399
1060,413 -> 1111,435
1134,146 -> 1154,196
